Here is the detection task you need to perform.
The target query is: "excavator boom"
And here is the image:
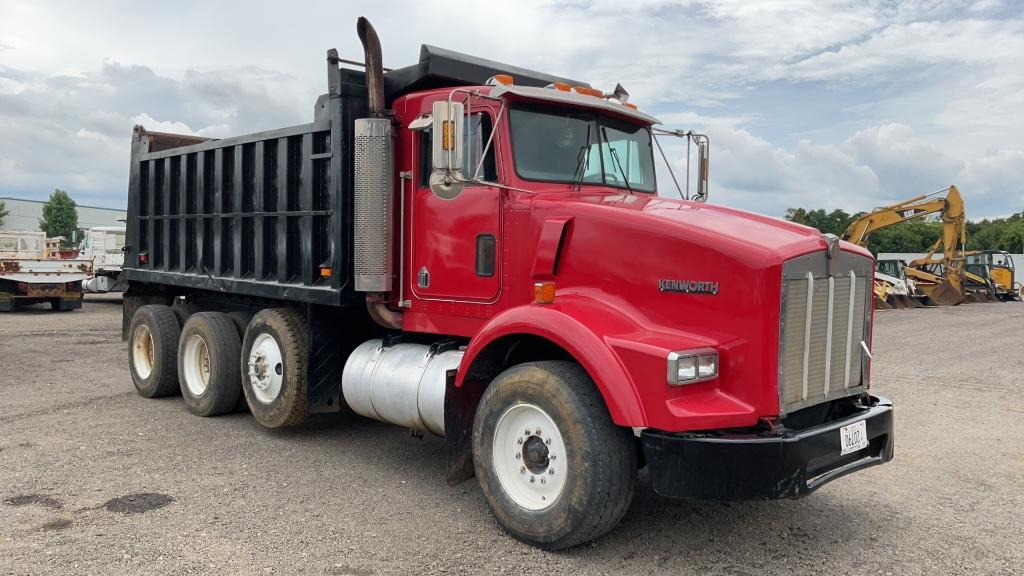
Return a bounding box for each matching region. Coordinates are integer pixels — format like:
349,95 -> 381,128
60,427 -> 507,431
842,186 -> 967,306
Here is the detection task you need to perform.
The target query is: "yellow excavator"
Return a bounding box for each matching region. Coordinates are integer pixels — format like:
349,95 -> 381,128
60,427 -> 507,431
842,185 -> 969,306
964,250 -> 1022,301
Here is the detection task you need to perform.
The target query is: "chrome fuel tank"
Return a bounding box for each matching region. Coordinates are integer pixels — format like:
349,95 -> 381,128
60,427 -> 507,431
341,340 -> 464,436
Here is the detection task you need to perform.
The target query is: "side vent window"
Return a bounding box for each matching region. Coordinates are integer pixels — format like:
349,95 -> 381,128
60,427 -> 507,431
476,234 -> 496,277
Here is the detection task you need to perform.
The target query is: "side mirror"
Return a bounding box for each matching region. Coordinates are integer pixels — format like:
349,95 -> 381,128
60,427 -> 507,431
430,101 -> 465,200
696,137 -> 709,201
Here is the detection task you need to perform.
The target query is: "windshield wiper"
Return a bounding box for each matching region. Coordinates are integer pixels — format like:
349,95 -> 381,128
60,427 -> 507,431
571,124 -> 592,192
602,126 -> 633,194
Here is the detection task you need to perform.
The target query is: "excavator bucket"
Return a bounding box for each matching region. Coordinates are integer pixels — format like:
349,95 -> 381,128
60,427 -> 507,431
896,294 -> 919,308
886,294 -> 910,309
929,277 -> 966,306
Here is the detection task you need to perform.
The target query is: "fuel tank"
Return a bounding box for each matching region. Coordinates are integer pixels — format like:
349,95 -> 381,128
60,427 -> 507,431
342,340 -> 464,436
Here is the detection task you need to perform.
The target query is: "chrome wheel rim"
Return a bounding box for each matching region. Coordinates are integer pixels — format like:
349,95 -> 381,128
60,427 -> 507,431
181,333 -> 211,396
132,325 -> 154,379
247,333 -> 283,404
492,403 -> 567,511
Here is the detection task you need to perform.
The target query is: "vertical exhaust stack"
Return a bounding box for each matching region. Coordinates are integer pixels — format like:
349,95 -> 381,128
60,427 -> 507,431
353,17 -> 394,298
357,17 -> 386,118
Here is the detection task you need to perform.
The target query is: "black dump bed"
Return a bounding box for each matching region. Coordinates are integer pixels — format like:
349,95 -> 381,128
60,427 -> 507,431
124,46 -> 585,306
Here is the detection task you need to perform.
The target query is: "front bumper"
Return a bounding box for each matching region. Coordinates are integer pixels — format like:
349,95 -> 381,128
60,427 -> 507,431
642,395 -> 893,500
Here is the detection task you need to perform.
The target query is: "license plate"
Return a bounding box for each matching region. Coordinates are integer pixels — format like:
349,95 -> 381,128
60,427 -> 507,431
839,420 -> 869,455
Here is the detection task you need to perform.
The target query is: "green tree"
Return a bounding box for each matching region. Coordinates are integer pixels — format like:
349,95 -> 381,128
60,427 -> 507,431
785,205 -> 1024,253
784,207 -> 855,236
39,188 -> 79,242
0,200 -> 9,228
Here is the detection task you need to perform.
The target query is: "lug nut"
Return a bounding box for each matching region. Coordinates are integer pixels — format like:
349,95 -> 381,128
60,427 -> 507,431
549,454 -> 556,461
525,428 -> 531,435
517,437 -> 523,445
529,476 -> 535,483
540,478 -> 546,485
535,428 -> 541,435
548,468 -> 554,475
545,438 -> 551,445
515,453 -> 521,460
520,466 -> 525,474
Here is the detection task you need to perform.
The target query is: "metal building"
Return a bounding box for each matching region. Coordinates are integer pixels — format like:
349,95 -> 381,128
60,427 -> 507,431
0,197 -> 126,235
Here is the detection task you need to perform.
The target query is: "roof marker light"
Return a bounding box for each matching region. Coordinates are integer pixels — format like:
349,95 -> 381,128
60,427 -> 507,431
486,74 -> 514,86
572,86 -> 603,97
548,82 -> 571,92
624,103 -> 638,110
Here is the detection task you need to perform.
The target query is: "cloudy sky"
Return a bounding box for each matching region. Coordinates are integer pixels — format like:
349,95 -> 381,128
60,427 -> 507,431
1,0 -> 1022,218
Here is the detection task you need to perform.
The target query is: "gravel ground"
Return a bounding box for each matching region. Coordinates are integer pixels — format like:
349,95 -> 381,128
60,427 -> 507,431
1,295 -> 1022,575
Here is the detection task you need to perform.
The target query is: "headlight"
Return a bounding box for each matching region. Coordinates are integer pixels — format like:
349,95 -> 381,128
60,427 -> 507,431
667,348 -> 718,385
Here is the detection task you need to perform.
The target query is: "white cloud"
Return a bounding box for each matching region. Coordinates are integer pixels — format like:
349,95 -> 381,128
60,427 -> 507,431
0,0 -> 1021,218
129,113 -> 196,136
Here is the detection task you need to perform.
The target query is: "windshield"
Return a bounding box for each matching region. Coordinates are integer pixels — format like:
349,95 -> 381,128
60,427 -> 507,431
876,260 -> 902,278
509,105 -> 656,192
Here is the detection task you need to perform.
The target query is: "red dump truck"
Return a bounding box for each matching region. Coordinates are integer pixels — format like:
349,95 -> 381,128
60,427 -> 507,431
122,18 -> 893,549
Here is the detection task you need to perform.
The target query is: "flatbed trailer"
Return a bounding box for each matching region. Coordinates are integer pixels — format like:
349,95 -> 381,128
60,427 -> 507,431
1,230 -> 89,311
122,18 -> 893,550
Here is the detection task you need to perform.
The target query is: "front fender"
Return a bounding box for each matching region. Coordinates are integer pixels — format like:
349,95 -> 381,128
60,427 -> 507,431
458,291 -> 723,429
457,294 -> 643,426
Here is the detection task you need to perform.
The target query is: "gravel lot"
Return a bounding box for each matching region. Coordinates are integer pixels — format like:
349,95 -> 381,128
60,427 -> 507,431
1,295 -> 1022,575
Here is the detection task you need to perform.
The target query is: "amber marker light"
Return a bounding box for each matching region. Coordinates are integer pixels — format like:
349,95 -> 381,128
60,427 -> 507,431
534,282 -> 556,304
572,86 -> 603,97
320,267 -> 332,278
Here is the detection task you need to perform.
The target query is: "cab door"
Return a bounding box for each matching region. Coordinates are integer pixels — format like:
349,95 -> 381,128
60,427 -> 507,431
410,110 -> 501,302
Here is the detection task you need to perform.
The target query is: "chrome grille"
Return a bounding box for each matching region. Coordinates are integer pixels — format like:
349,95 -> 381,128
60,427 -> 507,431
779,250 -> 872,413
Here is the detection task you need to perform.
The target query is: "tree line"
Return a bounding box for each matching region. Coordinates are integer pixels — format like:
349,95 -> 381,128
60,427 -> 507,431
784,207 -> 1024,254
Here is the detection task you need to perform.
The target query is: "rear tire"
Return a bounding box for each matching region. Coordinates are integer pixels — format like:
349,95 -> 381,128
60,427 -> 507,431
50,298 -> 81,311
128,305 -> 180,398
472,361 -> 637,550
226,311 -> 255,413
178,312 -> 243,417
171,302 -> 201,327
240,308 -> 308,428
226,311 -> 254,337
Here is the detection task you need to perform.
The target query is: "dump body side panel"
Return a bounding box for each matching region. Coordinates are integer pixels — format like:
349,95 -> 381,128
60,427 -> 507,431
123,71 -> 370,308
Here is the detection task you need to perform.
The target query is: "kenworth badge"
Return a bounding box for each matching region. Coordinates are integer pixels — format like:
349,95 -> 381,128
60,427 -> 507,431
659,279 -> 720,295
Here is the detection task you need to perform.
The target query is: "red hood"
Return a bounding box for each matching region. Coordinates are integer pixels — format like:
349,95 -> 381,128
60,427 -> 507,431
531,190 -> 871,263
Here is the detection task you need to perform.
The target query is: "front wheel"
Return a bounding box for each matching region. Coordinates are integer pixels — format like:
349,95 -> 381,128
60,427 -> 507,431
472,361 -> 637,550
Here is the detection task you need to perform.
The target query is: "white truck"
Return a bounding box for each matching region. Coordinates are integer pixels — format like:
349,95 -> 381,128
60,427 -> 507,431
0,230 -> 90,311
77,226 -> 126,293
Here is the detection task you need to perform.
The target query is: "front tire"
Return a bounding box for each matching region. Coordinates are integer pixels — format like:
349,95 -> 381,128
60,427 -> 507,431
178,312 -> 243,417
128,305 -> 180,398
472,361 -> 637,550
240,308 -> 308,428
